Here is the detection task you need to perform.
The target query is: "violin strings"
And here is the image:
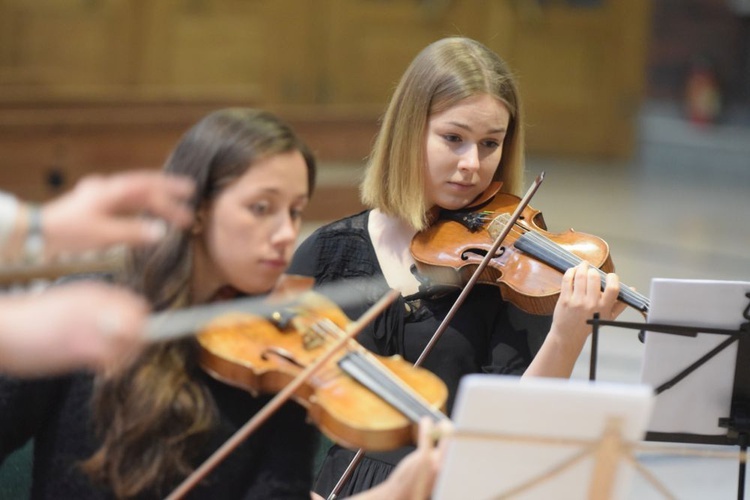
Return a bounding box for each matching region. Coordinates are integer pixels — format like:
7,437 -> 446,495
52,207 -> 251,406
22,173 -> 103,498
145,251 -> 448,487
522,230 -> 649,310
313,318 -> 445,421
340,353 -> 445,422
517,219 -> 650,311
487,213 -> 649,311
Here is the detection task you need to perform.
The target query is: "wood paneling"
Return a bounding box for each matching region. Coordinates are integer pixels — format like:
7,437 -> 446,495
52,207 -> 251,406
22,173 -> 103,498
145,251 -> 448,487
0,0 -> 652,201
485,0 -> 652,158
0,101 -> 225,200
0,0 -> 136,96
323,0 -> 486,105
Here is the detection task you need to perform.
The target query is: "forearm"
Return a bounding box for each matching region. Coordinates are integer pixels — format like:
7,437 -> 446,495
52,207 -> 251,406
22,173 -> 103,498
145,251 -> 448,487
522,328 -> 586,379
347,481 -> 409,500
308,479 -> 405,500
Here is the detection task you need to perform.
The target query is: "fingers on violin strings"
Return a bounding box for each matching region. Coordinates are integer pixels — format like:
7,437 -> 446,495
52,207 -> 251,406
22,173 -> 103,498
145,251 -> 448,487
585,264 -> 601,298
435,420 -> 453,463
417,417 -> 434,449
559,265 -> 577,300
604,273 -> 626,318
603,273 -> 621,299
571,261 -> 591,298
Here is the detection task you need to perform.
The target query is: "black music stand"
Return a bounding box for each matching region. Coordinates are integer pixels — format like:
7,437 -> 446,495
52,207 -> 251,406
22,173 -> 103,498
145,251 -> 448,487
587,279 -> 750,499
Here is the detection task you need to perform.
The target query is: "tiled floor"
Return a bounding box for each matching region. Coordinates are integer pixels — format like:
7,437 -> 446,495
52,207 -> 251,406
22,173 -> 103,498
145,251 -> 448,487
303,110 -> 750,499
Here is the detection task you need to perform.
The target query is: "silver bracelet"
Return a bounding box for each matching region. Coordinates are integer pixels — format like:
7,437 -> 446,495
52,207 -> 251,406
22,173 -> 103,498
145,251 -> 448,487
23,204 -> 45,264
0,192 -> 20,249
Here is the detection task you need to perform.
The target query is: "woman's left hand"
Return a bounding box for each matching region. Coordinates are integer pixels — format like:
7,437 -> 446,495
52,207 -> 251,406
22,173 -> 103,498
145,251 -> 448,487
551,261 -> 625,347
524,261 -> 626,379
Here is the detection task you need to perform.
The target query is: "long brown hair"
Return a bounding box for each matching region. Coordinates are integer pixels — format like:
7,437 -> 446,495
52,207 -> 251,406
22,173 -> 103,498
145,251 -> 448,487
361,37 -> 525,231
83,108 -> 316,498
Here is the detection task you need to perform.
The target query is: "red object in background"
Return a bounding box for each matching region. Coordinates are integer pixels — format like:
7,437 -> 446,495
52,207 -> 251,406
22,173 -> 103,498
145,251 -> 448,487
685,59 -> 722,125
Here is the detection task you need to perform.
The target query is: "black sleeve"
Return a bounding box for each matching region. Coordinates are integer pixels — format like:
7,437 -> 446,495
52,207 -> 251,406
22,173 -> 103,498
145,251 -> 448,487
484,303 -> 552,375
0,375 -> 66,462
240,402 -> 317,500
288,231 -> 323,279
508,304 -> 553,359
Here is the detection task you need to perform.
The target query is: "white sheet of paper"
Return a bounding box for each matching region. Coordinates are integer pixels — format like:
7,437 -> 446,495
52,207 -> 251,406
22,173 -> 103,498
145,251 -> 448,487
640,278 -> 750,436
432,375 -> 654,500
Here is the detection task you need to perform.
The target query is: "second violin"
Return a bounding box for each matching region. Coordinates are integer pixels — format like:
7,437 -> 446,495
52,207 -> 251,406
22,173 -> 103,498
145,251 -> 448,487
411,192 -> 650,316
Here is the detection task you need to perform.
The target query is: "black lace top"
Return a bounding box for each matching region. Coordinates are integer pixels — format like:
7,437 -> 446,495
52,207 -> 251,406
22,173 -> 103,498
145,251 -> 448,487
287,210 -> 552,497
0,358 -> 316,499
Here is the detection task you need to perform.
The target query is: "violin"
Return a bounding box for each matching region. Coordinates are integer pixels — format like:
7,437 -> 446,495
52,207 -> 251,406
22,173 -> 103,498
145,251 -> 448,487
196,276 -> 449,452
410,191 -> 650,316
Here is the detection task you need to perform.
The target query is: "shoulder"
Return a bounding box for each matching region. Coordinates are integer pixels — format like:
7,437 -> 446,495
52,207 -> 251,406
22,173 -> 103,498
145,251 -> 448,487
0,373 -> 76,455
303,210 -> 370,242
290,211 -> 376,280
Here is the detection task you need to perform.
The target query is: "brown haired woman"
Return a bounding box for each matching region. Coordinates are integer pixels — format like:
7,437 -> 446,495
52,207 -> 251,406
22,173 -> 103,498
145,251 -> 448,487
0,108 -> 445,499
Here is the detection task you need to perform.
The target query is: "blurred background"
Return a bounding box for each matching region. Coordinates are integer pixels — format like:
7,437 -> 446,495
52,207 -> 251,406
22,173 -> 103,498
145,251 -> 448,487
1,0 -> 749,498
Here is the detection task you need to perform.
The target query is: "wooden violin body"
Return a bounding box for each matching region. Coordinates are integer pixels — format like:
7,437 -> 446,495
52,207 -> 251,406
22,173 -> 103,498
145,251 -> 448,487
197,283 -> 448,451
411,193 -> 648,316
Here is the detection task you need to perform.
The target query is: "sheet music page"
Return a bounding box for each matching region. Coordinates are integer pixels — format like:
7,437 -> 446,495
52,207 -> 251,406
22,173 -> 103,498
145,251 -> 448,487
640,278 -> 750,435
433,375 -> 654,500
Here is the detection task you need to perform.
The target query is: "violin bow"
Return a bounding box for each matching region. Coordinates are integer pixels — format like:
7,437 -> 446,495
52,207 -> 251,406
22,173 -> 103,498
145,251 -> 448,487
164,288 -> 400,500
144,277 -> 389,342
416,171 -> 545,365
326,172 -> 546,500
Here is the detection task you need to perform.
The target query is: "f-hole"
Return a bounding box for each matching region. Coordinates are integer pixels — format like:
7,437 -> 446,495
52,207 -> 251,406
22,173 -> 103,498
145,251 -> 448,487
461,246 -> 505,261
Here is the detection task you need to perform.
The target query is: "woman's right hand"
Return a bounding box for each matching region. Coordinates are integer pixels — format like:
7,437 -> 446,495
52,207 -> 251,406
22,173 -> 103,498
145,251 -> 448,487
346,417 -> 453,500
0,281 -> 149,376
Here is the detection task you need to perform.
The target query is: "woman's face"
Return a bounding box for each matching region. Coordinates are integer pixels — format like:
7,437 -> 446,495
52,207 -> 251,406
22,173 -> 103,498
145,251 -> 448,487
423,93 -> 510,210
192,150 -> 309,300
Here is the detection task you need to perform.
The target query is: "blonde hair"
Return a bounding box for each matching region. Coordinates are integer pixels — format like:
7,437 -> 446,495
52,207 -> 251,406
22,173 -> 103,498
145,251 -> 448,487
361,37 -> 525,230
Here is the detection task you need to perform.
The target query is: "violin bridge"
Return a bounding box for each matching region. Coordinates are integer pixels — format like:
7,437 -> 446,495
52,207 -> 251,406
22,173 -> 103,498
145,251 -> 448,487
270,310 -> 326,350
487,215 -> 509,240
302,329 -> 326,350
293,316 -> 328,350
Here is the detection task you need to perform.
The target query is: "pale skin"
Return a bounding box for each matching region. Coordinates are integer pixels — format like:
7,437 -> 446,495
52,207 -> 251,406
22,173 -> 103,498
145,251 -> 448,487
0,170 -> 195,377
0,281 -> 149,376
369,93 -> 625,380
190,151 -> 309,303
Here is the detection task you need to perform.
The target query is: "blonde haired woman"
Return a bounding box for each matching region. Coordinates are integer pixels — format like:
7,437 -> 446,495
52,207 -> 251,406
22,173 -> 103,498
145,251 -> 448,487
288,37 -> 625,498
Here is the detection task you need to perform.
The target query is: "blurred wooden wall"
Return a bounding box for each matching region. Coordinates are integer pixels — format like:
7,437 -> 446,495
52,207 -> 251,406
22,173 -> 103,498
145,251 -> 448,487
0,0 -> 651,201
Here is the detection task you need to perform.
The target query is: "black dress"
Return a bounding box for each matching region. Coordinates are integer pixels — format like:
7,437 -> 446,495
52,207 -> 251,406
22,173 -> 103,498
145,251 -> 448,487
287,211 -> 552,498
0,368 -> 317,499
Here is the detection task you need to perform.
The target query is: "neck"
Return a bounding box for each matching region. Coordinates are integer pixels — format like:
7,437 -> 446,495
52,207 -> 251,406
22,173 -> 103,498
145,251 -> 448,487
370,209 -> 416,248
369,209 -> 422,295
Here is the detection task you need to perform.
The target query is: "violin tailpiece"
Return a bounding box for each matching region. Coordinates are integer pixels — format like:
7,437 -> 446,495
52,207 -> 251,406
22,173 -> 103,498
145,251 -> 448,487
440,209 -> 491,232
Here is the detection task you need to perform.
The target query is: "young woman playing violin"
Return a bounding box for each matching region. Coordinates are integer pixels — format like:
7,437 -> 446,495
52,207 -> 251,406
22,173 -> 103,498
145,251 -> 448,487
0,108 -> 446,499
287,36 -> 627,498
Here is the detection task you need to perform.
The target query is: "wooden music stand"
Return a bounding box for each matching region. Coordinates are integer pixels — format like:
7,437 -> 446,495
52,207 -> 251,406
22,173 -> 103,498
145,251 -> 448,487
432,375 -> 656,500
